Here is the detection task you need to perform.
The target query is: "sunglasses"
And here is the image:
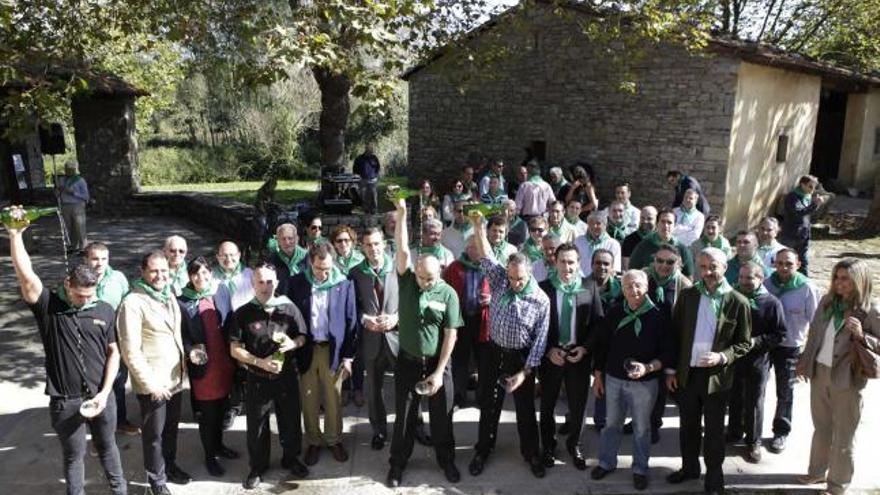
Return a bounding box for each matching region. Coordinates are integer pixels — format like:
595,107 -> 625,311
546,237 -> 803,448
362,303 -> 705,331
655,258 -> 677,266
168,249 -> 186,254
530,227 -> 546,233
309,225 -> 322,230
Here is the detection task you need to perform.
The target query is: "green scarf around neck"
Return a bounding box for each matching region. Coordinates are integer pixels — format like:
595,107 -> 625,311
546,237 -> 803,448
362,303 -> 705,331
823,296 -> 848,333
617,296 -> 656,336
644,231 -> 677,248
735,283 -> 767,310
267,236 -> 308,275
646,266 -> 679,304
770,271 -> 808,295
499,275 -> 537,307
458,253 -> 482,271
607,220 -> 627,242
356,253 -> 393,281
586,231 -> 610,247
679,205 -> 696,223
523,237 -> 543,262
550,272 -> 584,345
793,186 -> 812,206
96,266 -> 127,309
181,283 -> 216,301
695,279 -> 732,318
492,241 -> 514,264
213,262 -> 244,295
600,276 -> 622,304
527,174 -> 544,184
304,265 -> 347,291
57,284 -> 98,313
335,249 -> 365,275
133,278 -> 172,305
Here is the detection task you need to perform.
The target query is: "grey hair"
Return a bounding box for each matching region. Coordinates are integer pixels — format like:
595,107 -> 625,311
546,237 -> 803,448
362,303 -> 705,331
506,252 -> 532,271
621,269 -> 648,285
422,219 -> 443,233
586,211 -> 607,226
276,223 -> 298,236
541,233 -> 563,247
739,261 -> 765,278
163,235 -> 187,249
759,216 -> 780,228
699,247 -> 728,265
549,166 -> 563,178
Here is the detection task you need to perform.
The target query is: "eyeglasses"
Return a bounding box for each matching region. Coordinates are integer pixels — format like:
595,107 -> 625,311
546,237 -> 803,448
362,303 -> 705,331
334,238 -> 352,244
309,225 -> 322,231
654,258 -> 677,266
530,227 -> 546,233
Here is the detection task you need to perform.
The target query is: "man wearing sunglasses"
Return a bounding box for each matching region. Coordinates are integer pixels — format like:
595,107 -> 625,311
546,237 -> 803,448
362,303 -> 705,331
163,235 -> 189,297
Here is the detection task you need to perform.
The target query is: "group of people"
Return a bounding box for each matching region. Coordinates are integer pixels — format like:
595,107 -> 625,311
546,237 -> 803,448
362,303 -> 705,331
6,160 -> 877,495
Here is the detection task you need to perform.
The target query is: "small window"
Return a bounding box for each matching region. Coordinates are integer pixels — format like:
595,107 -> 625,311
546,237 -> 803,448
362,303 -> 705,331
776,134 -> 789,163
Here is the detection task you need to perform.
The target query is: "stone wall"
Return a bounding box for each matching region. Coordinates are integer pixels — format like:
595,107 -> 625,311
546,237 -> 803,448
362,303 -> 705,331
408,6 -> 739,213
71,95 -> 139,210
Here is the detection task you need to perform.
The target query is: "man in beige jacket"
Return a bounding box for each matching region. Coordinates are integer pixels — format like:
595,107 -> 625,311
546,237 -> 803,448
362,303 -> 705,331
118,251 -> 191,495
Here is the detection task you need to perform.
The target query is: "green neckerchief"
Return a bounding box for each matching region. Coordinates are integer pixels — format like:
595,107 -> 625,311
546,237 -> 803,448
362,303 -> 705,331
586,231 -> 610,247
769,271 -> 808,295
492,241 -> 514,264
169,262 -> 188,290
133,278 -> 172,305
643,231 -> 673,248
793,186 -> 812,206
249,295 -> 294,312
307,235 -> 328,246
822,296 -> 847,333
56,284 -> 98,313
549,223 -> 569,239
607,220 -> 627,242
181,283 -> 216,301
335,249 -> 365,275
304,265 -> 347,291
451,192 -> 472,203
522,237 -> 543,262
565,215 -> 580,226
452,221 -> 473,235
418,279 -> 450,314
458,252 -> 482,271
636,228 -> 652,240
483,191 -> 506,204
213,262 -> 243,295
735,283 -> 767,310
617,296 -> 656,336
96,266 -> 127,309
356,253 -> 393,280
550,272 -> 584,345
646,266 -> 679,304
679,205 -> 696,224
267,236 -> 308,275
508,216 -> 524,232
757,241 -> 782,259
418,244 -> 447,260
698,235 -> 732,259
555,178 -> 569,189
599,276 -> 622,304
694,279 -> 733,318
499,275 -> 537,307
527,174 -> 544,184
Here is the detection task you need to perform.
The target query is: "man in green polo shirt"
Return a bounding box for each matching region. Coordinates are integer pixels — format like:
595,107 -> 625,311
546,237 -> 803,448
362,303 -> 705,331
387,195 -> 463,488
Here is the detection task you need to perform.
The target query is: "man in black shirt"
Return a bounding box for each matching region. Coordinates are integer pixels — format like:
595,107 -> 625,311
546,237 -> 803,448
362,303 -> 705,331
727,261 -> 785,463
7,219 -> 126,495
621,206 -> 657,268
229,262 -> 310,489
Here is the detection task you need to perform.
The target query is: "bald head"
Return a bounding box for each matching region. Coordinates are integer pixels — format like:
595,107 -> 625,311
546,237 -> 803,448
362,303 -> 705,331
415,255 -> 441,290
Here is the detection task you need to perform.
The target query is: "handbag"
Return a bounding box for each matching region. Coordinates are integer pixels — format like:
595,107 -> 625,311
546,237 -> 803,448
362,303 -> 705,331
851,338 -> 880,379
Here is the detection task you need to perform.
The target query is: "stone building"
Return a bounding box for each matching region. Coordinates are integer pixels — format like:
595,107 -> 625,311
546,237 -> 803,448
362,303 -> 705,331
404,3 -> 880,231
1,65 -> 146,210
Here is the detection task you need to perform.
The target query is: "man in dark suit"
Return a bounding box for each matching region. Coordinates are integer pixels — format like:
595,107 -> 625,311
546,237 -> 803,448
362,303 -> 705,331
666,247 -> 751,494
349,227 -> 399,450
287,243 -> 357,466
538,242 -> 604,470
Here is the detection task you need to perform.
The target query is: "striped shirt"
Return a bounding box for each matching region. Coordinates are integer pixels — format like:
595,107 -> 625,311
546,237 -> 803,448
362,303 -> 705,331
481,258 -> 550,369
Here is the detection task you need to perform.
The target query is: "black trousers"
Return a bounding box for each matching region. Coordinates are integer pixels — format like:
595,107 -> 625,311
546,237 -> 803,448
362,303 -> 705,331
728,352 -> 771,444
244,374 -> 303,474
474,344 -> 540,461
539,357 -> 591,453
137,391 -> 183,489
452,313 -> 481,405
50,394 -> 126,495
389,352 -> 455,470
227,367 -> 247,415
678,368 -> 729,492
365,339 -> 397,436
112,363 -> 131,425
195,398 -> 228,459
770,345 -> 801,437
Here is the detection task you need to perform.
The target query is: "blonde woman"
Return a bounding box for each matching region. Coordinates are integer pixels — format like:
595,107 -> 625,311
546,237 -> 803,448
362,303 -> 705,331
796,258 -> 880,495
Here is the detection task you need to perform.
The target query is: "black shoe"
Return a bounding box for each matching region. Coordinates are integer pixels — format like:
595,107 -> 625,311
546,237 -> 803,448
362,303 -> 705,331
386,466 -> 402,488
165,464 -> 191,485
529,457 -> 546,478
634,473 -> 648,490
243,471 -> 261,490
623,421 -> 634,434
469,454 -> 487,476
443,463 -> 461,483
705,489 -> 724,495
768,435 -> 786,453
541,450 -> 556,468
667,469 -> 700,484
558,421 -> 572,435
288,458 -> 309,479
413,425 -> 432,446
745,443 -> 762,463
592,422 -> 605,432
205,457 -> 225,477
147,485 -> 172,495
651,429 -> 661,444
217,445 -> 240,460
568,446 -> 587,471
725,430 -> 744,444
371,433 -> 386,450
591,465 -> 613,480
304,445 -> 321,466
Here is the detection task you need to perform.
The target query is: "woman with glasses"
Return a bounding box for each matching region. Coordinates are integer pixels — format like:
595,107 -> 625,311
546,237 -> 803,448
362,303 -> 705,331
442,180 -> 473,226
330,225 -> 364,276
796,258 -> 880,495
178,257 -> 239,476
304,215 -> 326,246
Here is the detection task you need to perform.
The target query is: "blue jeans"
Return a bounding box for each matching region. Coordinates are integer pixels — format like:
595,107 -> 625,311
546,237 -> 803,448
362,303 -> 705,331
598,375 -> 658,475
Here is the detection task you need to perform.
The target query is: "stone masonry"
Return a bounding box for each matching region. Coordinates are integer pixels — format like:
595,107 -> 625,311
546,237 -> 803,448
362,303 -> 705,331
407,5 -> 739,211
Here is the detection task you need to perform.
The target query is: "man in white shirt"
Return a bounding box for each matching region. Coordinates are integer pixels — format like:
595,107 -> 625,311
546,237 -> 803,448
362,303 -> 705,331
600,182 -> 640,233
575,212 -> 621,277
673,189 -> 705,247
565,200 -> 588,237
756,217 -> 787,268
441,200 -> 474,259
547,201 -> 577,244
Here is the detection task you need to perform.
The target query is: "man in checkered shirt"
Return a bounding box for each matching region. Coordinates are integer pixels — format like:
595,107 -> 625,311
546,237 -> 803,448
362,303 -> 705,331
465,209 -> 550,479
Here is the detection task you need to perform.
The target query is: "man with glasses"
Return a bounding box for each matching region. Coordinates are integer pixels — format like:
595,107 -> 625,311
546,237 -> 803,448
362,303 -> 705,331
441,200 -> 474,259
521,217 -> 547,263
287,242 -> 357,466
163,236 -> 189,296
386,196 -> 463,487
725,230 -> 771,284
467,209 -> 550,479
763,248 -> 819,454
229,262 -> 309,489
622,206 -> 657,269
575,212 -> 622,277
629,208 -> 694,278
532,233 -> 562,283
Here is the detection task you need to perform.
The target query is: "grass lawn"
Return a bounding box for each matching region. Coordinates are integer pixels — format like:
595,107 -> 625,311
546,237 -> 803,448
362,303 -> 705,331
141,176 -> 408,206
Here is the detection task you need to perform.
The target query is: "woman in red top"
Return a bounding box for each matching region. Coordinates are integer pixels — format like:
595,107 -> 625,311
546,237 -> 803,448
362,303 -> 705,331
178,257 -> 239,476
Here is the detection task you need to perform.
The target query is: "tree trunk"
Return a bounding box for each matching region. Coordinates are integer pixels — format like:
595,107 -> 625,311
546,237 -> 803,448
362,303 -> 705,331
312,66 -> 351,175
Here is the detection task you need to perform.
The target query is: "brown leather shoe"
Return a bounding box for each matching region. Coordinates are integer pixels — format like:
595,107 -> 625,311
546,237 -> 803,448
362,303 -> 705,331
329,443 -> 349,462
304,445 -> 321,466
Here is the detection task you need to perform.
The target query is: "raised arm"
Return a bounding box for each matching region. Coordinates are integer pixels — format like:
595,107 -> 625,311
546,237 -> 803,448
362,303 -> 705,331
7,225 -> 43,304
394,198 -> 411,275
468,211 -> 491,261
